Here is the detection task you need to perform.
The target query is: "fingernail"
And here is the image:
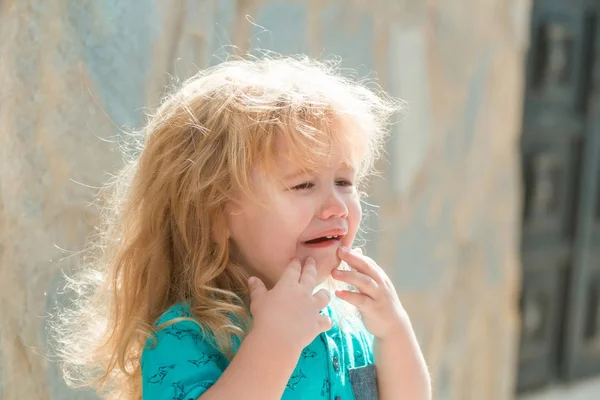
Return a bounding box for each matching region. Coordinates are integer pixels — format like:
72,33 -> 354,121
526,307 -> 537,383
340,246 -> 350,253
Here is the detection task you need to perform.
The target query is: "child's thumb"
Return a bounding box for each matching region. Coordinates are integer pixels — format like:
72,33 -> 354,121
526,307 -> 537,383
248,277 -> 267,299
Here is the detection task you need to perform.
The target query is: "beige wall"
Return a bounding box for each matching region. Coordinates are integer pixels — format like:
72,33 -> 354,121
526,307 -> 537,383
0,0 -> 530,399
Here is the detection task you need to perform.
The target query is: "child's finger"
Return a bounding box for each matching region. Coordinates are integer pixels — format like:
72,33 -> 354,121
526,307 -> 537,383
299,257 -> 317,288
313,288 -> 331,310
331,269 -> 378,299
337,247 -> 385,284
248,277 -> 267,300
279,258 -> 302,284
335,289 -> 372,310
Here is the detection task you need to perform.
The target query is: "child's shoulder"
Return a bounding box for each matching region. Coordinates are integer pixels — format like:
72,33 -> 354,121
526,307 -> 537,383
141,303 -> 230,397
154,302 -> 195,327
147,302 -> 207,346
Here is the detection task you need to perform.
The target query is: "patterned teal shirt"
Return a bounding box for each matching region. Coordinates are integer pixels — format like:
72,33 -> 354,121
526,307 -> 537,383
141,302 -> 378,400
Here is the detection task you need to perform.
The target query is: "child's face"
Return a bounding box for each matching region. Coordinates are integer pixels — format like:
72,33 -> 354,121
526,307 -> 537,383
225,139 -> 361,288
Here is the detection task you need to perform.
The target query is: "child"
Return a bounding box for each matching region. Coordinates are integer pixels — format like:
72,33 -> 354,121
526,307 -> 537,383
54,56 -> 431,400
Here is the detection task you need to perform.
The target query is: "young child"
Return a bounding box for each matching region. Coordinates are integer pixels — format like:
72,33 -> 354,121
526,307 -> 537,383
55,56 -> 431,400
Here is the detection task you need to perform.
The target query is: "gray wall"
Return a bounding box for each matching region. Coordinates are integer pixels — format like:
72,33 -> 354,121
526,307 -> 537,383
0,0 -> 530,399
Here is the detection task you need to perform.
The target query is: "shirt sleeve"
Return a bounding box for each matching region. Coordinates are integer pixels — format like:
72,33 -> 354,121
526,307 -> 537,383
141,317 -> 226,400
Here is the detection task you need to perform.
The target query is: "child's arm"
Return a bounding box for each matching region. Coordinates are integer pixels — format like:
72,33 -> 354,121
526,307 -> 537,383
333,247 -> 432,400
199,326 -> 299,399
201,258 -> 331,400
374,324 -> 431,399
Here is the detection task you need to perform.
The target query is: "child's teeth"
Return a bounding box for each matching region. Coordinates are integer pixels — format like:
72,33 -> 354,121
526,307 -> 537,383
326,236 -> 333,239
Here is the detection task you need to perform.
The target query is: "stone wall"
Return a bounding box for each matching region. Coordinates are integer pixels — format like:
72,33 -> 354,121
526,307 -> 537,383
0,0 -> 530,399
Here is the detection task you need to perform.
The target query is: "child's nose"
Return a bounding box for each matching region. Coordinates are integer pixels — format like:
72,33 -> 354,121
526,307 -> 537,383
318,191 -> 349,219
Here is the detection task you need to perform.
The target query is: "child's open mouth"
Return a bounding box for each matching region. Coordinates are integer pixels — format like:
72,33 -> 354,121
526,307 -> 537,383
303,235 -> 343,248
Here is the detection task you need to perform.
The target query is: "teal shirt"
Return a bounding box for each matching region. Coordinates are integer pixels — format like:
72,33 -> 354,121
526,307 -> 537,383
141,302 -> 376,400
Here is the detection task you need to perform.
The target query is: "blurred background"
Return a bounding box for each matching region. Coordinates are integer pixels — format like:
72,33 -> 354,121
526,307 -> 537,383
2,0 -> 600,399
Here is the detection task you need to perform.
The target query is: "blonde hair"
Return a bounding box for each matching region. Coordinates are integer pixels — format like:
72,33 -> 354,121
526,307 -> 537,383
51,55 -> 401,399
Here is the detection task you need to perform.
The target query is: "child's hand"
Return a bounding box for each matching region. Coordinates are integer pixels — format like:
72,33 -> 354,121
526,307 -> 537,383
332,247 -> 410,340
248,257 -> 332,354
333,247 -> 432,399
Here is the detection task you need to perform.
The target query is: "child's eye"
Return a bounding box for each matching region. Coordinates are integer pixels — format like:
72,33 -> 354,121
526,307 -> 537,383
292,182 -> 315,190
336,179 -> 353,187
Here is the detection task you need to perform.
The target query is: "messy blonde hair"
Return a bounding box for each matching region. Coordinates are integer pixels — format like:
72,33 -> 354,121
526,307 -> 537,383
52,55 -> 400,399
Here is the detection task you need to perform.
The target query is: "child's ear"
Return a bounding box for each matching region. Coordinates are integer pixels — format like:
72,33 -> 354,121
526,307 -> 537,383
224,199 -> 244,217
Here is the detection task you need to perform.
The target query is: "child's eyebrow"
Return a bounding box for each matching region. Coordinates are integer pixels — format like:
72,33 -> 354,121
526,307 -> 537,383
283,170 -> 311,181
282,163 -> 356,180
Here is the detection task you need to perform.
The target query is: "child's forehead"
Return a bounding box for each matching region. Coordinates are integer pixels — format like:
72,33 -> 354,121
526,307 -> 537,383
273,136 -> 357,172
274,116 -> 362,162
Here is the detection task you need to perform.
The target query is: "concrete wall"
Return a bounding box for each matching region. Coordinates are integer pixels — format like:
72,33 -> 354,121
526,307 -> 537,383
0,0 -> 530,399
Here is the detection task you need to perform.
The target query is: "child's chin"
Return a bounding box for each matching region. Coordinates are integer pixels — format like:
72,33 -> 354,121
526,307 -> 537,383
317,257 -> 342,276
